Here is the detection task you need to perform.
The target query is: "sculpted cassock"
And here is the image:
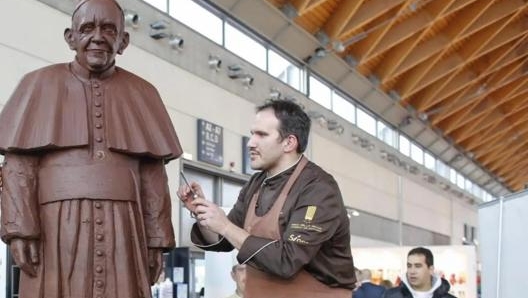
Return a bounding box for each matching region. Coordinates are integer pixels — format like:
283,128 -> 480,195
0,1 -> 182,297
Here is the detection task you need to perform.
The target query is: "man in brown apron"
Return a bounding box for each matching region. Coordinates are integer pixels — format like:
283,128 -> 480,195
179,100 -> 356,297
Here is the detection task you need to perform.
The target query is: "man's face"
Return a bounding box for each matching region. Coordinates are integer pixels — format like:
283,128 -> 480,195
406,254 -> 434,291
247,109 -> 289,174
66,0 -> 127,72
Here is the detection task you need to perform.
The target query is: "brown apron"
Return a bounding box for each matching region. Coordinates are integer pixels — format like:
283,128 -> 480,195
243,156 -> 352,298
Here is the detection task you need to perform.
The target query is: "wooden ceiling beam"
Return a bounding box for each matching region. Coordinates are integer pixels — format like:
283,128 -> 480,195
340,0 -> 405,40
289,0 -> 327,14
355,0 -> 415,61
360,8 -> 433,63
428,41 -> 528,122
397,0 -> 495,101
378,0 -> 458,85
411,18 -> 515,102
322,0 -> 365,39
454,95 -> 528,144
441,75 -> 528,133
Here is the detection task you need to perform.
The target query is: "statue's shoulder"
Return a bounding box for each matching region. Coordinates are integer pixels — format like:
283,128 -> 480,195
23,63 -> 70,81
114,66 -> 157,90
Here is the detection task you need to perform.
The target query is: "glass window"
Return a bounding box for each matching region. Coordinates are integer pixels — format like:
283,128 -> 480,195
356,108 -> 377,136
308,76 -> 332,109
457,173 -> 465,189
333,92 -> 355,123
410,143 -> 424,164
424,152 -> 435,171
399,134 -> 410,156
465,179 -> 473,192
268,49 -> 302,90
179,169 -> 214,247
225,23 -> 267,70
221,179 -> 243,207
169,0 -> 223,45
377,121 -> 397,147
144,0 -> 168,12
449,168 -> 457,185
436,160 -> 450,179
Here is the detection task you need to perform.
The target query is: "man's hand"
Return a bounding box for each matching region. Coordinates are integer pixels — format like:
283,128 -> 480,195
9,238 -> 39,277
177,181 -> 206,215
192,199 -> 230,235
148,248 -> 163,285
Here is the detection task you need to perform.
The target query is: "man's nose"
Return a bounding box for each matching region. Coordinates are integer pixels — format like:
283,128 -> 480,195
247,136 -> 256,148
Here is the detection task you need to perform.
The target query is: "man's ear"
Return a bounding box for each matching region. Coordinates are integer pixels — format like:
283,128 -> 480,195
64,28 -> 75,50
117,31 -> 130,55
283,135 -> 299,153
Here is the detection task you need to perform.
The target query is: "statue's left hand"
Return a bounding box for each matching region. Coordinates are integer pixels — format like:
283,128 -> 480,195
10,238 -> 39,277
148,248 -> 163,285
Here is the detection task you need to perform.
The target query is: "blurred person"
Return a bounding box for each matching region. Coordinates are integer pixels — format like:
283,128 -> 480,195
382,247 -> 456,298
179,100 -> 356,297
0,0 -> 182,297
354,269 -> 385,298
225,264 -> 246,298
380,280 -> 394,289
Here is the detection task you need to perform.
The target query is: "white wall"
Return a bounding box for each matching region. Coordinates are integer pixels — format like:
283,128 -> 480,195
0,0 -> 478,249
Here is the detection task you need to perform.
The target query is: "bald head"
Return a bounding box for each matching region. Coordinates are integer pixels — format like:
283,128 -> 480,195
72,0 -> 124,23
360,269 -> 372,280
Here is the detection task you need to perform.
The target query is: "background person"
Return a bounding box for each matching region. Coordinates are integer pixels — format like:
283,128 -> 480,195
354,269 -> 386,298
179,100 -> 356,297
382,247 -> 456,298
225,264 -> 246,298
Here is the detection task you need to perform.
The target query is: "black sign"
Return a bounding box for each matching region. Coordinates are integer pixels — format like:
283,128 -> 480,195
197,119 -> 223,166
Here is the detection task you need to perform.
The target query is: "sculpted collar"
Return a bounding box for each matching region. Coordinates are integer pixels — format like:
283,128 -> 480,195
70,58 -> 116,81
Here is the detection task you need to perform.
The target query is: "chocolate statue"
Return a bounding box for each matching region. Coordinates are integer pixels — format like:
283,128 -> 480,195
0,0 -> 182,297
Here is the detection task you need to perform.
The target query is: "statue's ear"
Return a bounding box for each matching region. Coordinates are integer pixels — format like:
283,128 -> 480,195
64,28 -> 75,50
117,32 -> 130,55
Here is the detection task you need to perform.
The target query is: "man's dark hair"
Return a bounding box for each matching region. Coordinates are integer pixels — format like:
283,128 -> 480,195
408,247 -> 434,267
256,100 -> 311,153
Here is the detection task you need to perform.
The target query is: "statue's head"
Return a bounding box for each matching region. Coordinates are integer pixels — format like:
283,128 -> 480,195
64,0 -> 129,73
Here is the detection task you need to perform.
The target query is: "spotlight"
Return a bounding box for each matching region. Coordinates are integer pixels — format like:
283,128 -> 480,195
327,120 -> 344,135
240,74 -> 254,87
149,20 -> 169,40
124,10 -> 140,29
208,55 -> 222,70
269,88 -> 281,100
169,35 -> 184,50
227,64 -> 243,79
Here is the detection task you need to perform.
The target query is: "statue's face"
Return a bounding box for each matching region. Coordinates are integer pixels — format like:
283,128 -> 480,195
66,0 -> 128,72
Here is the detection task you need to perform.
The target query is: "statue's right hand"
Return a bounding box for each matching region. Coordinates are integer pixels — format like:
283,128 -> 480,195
10,238 -> 39,277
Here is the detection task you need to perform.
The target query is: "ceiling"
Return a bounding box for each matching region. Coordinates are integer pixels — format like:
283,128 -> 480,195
223,0 -> 528,193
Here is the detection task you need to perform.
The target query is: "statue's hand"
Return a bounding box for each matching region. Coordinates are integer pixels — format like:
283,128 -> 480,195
148,248 -> 163,285
10,238 -> 39,277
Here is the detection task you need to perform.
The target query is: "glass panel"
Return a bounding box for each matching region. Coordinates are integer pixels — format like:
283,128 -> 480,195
356,108 -> 376,136
410,143 -> 424,164
308,76 -> 332,109
457,173 -> 465,189
449,168 -> 457,184
144,0 -> 168,12
225,23 -> 267,70
398,135 -> 410,156
377,121 -> 397,147
169,0 -> 223,45
268,49 -> 301,90
221,179 -> 244,208
424,152 -> 435,170
436,160 -> 450,179
179,169 -> 214,247
333,92 -> 355,123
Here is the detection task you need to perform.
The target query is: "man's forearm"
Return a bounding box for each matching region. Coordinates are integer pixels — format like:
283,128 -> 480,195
220,221 -> 250,250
